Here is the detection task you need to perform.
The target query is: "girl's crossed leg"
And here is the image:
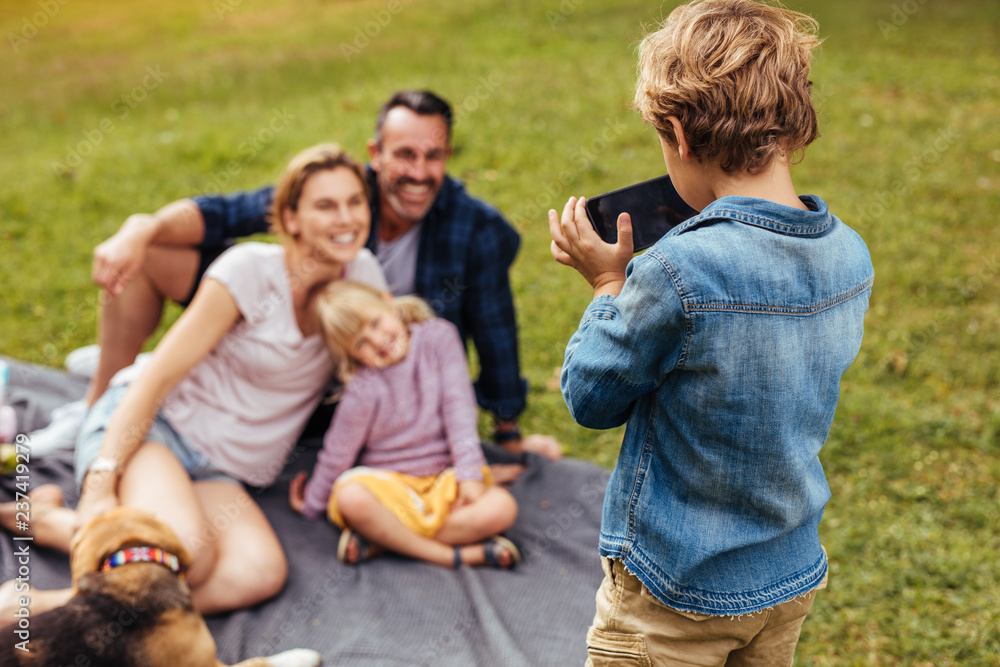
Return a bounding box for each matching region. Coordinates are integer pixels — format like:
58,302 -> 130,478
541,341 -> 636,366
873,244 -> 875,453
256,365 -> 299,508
334,478 -> 519,569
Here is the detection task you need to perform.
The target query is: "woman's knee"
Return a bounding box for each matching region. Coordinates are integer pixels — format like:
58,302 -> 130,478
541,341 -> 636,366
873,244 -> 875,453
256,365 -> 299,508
179,526 -> 220,584
193,481 -> 287,605
248,546 -> 288,601
213,523 -> 288,606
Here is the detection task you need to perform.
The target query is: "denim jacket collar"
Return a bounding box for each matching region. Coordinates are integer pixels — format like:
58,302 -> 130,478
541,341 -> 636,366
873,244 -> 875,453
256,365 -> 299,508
673,194 -> 833,238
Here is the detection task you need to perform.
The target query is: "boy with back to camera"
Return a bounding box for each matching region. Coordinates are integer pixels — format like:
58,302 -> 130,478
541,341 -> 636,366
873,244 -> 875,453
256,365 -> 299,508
548,0 -> 874,664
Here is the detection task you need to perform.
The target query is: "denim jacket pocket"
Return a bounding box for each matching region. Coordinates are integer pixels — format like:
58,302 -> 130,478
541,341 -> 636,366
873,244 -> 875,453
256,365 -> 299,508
586,627 -> 652,666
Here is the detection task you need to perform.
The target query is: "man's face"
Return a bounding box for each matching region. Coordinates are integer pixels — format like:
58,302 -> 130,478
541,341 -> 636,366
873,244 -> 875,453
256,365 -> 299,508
368,107 -> 452,225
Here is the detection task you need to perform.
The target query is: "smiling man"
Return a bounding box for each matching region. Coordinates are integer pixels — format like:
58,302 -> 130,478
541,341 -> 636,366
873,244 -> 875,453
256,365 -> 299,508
35,90 -> 560,460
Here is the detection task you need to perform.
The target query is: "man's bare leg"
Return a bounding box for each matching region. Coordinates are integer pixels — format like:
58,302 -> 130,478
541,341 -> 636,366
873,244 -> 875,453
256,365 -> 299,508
85,246 -> 200,406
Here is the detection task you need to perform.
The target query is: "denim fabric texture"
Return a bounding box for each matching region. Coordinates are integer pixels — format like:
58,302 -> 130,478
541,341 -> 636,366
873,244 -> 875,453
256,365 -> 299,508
193,167 -> 527,421
562,195 -> 874,616
75,384 -> 238,487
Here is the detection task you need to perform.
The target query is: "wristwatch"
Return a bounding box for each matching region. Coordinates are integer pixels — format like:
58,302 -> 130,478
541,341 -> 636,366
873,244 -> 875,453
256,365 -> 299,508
88,456 -> 120,476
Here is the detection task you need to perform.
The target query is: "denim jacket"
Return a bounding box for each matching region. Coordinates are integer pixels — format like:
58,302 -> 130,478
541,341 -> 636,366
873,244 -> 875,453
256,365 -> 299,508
562,195 -> 874,615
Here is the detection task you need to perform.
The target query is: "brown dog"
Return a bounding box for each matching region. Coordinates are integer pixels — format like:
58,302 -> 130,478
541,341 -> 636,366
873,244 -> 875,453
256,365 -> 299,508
0,507 -> 321,667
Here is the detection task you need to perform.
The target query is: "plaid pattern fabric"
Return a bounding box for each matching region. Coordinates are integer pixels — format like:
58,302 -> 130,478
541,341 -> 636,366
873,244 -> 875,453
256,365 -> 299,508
193,168 -> 527,421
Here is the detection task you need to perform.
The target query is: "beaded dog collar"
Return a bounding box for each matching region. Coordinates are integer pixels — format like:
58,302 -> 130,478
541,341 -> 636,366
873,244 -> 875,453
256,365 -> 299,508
101,547 -> 184,578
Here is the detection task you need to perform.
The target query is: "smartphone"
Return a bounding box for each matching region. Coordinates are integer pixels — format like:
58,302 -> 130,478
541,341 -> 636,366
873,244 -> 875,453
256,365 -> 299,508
585,174 -> 697,252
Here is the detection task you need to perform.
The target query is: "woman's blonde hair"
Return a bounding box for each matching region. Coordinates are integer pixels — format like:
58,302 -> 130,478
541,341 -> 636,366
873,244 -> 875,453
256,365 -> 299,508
316,280 -> 435,384
634,0 -> 822,174
270,143 -> 369,237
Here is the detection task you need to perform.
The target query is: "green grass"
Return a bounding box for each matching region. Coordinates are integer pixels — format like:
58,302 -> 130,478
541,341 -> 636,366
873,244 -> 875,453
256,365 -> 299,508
2,0 -> 999,662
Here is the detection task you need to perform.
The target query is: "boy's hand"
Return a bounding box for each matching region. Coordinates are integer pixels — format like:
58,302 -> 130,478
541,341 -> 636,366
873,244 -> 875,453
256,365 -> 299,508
454,480 -> 486,508
549,196 -> 632,297
289,471 -> 308,515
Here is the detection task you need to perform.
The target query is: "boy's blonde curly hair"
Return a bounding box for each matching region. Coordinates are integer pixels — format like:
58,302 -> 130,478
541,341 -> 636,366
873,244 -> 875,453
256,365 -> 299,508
634,0 -> 822,174
316,280 -> 435,385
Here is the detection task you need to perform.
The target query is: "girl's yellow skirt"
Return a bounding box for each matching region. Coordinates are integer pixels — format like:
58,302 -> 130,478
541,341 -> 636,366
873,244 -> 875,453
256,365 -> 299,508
328,465 -> 493,537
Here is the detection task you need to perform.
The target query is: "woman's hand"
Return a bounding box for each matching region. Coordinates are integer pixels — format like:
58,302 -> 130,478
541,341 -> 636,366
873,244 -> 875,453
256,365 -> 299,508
454,480 -> 486,508
289,471 -> 308,515
549,196 -> 632,298
73,472 -> 120,532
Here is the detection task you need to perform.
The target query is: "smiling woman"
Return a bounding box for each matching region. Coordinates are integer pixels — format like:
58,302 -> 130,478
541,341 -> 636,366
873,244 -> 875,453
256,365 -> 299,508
270,144 -> 380,336
282,169 -> 371,272
0,144 -> 388,619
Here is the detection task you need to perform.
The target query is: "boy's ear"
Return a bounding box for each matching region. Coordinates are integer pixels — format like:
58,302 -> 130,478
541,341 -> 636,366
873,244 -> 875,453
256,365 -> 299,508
666,116 -> 693,162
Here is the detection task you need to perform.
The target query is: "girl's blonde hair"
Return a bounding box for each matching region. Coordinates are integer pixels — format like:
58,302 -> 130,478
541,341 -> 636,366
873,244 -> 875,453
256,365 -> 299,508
316,280 -> 435,384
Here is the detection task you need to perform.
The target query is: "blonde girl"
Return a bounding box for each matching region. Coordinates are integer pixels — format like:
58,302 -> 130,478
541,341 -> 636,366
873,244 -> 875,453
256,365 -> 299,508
289,281 -> 521,569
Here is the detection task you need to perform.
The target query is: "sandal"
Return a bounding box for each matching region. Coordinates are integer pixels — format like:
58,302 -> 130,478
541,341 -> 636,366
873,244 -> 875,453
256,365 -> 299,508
337,528 -> 379,565
482,535 -> 521,570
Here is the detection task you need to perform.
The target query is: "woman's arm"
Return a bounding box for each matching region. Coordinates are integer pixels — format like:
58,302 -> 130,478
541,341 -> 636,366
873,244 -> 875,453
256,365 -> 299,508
76,278 -> 241,524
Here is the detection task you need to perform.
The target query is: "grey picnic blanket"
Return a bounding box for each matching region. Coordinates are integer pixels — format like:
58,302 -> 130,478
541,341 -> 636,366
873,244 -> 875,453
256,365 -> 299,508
0,357 -> 608,665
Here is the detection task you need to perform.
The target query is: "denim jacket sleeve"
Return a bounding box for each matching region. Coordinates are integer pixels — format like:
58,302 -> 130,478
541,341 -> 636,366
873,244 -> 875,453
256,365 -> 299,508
193,185 -> 275,249
561,253 -> 687,430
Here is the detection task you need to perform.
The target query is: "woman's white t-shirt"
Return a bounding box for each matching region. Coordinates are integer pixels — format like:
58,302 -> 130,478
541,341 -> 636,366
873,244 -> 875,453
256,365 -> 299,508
150,242 -> 386,486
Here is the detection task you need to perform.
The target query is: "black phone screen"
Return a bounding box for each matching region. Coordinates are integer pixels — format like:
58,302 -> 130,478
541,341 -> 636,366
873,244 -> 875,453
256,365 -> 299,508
585,174 -> 697,252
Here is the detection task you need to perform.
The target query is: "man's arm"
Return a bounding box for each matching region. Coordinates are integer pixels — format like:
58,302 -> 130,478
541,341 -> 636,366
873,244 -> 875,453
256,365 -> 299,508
92,199 -> 205,296
463,210 -> 528,426
193,186 -> 274,248
92,186 -> 275,296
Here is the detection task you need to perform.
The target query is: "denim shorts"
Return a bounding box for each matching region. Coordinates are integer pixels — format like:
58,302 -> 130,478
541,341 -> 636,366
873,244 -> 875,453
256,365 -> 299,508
75,384 -> 239,487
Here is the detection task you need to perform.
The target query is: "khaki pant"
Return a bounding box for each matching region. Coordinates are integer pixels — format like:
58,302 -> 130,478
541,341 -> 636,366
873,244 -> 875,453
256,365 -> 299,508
585,558 -> 824,666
